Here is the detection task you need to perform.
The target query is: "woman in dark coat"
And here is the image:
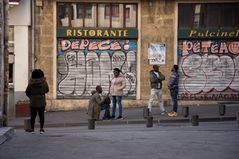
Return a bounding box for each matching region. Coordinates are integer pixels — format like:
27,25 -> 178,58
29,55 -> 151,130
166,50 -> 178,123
25,69 -> 49,134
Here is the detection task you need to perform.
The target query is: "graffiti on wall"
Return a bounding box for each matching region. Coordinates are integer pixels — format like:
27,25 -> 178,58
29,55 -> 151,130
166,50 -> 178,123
57,39 -> 137,98
178,40 -> 239,100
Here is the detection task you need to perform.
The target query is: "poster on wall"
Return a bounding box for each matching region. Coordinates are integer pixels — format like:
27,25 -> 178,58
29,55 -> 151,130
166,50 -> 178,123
148,43 -> 166,65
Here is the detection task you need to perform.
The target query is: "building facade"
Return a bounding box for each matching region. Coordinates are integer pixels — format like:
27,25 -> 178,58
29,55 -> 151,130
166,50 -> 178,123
177,2 -> 239,101
8,0 -> 32,116
0,0 -> 8,125
9,0 -> 239,112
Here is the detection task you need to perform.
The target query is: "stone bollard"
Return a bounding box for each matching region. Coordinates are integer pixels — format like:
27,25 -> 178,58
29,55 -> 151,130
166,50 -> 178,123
24,119 -> 31,132
182,106 -> 189,117
219,104 -> 226,116
237,112 -> 239,124
191,115 -> 199,126
143,107 -> 149,119
146,116 -> 153,128
88,119 -> 95,130
0,118 -> 3,127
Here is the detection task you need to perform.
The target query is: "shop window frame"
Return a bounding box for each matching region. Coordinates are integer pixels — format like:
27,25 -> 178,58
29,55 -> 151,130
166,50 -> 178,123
178,3 -> 239,30
57,2 -> 137,28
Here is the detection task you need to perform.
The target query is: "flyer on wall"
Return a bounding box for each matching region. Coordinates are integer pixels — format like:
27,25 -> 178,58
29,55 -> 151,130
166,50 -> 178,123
148,43 -> 166,65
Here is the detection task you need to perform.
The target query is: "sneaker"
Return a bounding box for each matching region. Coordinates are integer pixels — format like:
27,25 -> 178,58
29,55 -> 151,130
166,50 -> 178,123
172,112 -> 178,117
28,129 -> 35,134
116,116 -> 123,120
110,115 -> 115,119
40,129 -> 45,134
168,111 -> 177,117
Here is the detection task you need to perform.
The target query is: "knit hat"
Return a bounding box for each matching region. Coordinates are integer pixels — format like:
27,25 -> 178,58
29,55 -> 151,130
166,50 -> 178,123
32,69 -> 44,79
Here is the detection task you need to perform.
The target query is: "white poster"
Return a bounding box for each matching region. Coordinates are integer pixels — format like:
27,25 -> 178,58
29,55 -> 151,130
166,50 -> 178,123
148,43 -> 166,65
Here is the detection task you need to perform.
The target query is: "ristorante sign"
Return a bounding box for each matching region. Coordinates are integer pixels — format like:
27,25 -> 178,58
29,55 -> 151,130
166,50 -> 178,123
178,28 -> 239,39
57,28 -> 138,39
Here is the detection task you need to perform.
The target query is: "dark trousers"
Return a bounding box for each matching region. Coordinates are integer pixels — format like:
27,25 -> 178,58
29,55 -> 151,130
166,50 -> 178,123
101,102 -> 110,119
170,88 -> 179,112
30,107 -> 45,129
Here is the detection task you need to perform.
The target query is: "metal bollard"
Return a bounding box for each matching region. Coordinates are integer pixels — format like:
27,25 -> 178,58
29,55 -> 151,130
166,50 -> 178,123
88,119 -> 95,129
146,116 -> 153,128
191,115 -> 199,126
143,107 -> 149,119
237,112 -> 239,124
182,106 -> 189,117
219,104 -> 225,116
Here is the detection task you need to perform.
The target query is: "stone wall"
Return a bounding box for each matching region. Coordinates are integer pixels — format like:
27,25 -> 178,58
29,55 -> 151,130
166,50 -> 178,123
35,0 -> 58,110
35,0 -> 176,110
140,0 -> 176,100
35,0 -> 55,100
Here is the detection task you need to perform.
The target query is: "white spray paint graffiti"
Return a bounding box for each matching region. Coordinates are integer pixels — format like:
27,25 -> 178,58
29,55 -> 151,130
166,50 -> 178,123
178,40 -> 239,100
57,39 -> 137,98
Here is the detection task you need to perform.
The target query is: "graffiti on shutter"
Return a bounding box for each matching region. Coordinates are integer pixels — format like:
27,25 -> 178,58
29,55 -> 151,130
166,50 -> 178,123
178,40 -> 239,100
57,39 -> 137,99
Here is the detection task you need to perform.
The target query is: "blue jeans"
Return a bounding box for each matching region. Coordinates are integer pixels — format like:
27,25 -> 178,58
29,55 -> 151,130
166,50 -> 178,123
170,88 -> 178,112
111,96 -> 122,117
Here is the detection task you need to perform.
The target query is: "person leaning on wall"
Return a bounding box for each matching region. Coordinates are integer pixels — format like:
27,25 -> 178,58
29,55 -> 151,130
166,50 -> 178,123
25,69 -> 49,134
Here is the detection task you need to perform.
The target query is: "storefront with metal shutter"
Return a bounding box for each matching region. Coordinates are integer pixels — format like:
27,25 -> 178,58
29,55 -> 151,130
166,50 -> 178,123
56,2 -> 138,99
177,2 -> 239,101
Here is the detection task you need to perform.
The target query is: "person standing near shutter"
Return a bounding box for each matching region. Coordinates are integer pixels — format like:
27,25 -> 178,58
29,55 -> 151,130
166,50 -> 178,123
147,65 -> 166,115
110,68 -> 126,119
167,65 -> 179,117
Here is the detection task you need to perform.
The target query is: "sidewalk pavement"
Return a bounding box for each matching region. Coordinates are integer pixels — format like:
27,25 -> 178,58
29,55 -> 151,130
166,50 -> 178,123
7,104 -> 239,128
1,104 -> 239,144
0,127 -> 14,145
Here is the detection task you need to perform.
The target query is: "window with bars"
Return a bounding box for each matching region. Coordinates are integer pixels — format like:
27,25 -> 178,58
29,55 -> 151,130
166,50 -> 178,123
85,4 -> 93,19
104,4 -> 120,18
57,2 -> 137,28
178,3 -> 239,29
